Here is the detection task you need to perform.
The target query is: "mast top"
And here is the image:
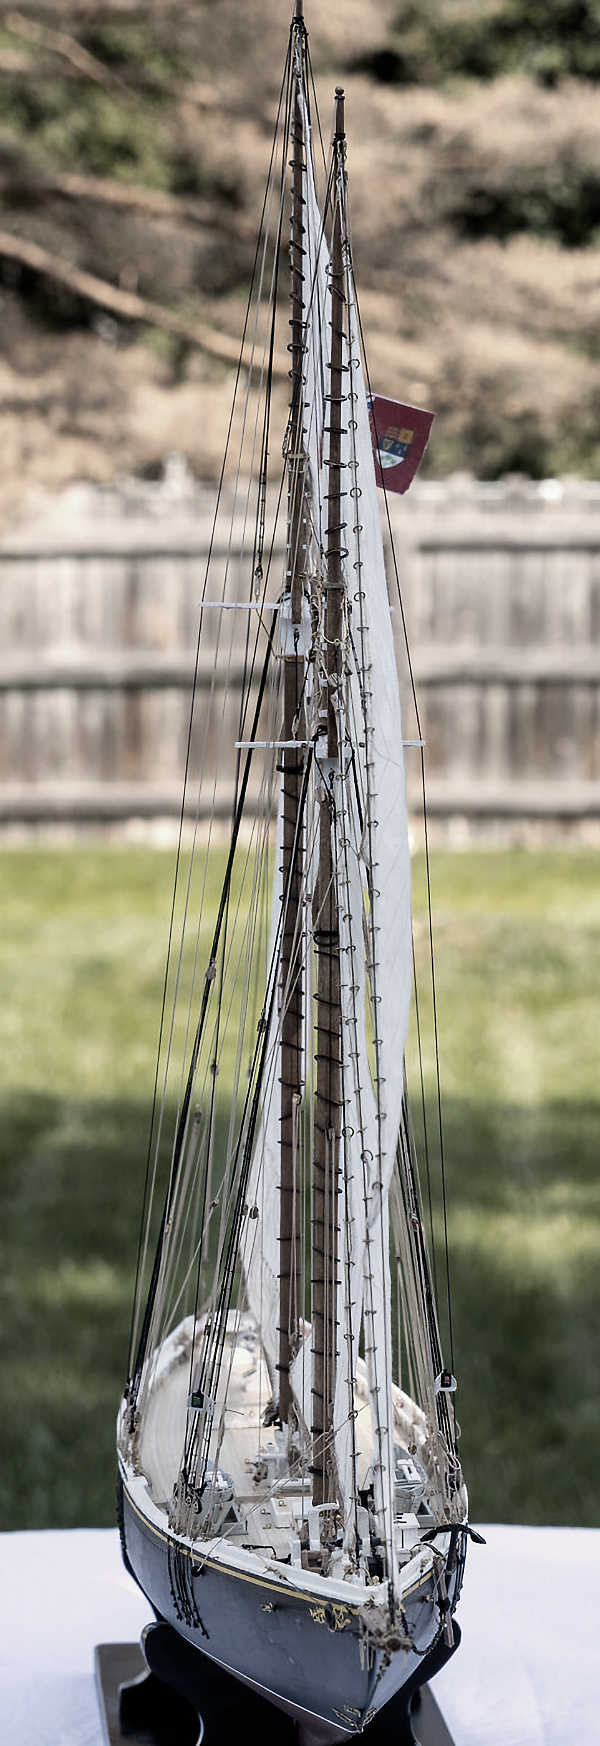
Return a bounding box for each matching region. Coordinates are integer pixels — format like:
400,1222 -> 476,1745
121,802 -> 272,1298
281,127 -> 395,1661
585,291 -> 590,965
335,86 -> 345,139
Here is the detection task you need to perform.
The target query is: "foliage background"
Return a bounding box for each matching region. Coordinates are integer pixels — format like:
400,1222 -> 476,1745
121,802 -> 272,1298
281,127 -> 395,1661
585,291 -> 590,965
0,0 -> 599,517
0,846 -> 598,1530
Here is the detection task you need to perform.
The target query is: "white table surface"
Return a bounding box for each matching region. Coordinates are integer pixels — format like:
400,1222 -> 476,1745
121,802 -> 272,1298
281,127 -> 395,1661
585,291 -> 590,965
0,1525 -> 597,1743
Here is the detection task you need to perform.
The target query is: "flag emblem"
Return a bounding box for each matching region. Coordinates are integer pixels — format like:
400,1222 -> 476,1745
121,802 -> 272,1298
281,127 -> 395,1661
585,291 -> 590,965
378,424 -> 414,469
367,395 -> 434,494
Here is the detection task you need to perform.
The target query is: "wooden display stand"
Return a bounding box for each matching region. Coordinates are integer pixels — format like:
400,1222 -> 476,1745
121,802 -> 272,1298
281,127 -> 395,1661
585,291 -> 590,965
95,1619 -> 459,1745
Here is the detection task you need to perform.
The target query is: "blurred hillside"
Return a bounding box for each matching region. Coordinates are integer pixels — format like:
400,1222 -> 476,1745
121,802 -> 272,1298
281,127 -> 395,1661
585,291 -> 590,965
0,0 -> 599,519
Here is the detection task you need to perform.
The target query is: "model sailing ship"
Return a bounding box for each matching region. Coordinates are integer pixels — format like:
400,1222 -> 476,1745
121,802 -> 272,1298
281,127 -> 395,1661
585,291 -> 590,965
117,5 -> 474,1737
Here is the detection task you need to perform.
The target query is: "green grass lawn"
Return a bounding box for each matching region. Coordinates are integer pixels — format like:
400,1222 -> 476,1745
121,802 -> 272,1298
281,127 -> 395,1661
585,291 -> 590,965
0,845 -> 598,1530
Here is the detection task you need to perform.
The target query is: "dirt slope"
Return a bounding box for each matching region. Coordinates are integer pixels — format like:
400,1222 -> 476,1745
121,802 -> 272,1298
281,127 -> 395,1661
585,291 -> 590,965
0,2 -> 598,521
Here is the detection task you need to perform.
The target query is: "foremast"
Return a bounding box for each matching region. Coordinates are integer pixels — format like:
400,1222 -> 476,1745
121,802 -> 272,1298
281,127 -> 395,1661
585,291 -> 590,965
311,89 -> 346,1514
278,57 -> 351,1537
278,3 -> 308,1426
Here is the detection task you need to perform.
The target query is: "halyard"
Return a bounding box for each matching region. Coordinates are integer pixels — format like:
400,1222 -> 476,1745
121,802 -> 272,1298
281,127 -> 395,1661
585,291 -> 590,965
0,845 -> 597,1529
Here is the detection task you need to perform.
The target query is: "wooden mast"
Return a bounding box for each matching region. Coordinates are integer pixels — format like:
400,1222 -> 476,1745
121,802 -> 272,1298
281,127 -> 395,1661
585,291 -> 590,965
278,2 -> 307,1425
312,88 -> 346,1512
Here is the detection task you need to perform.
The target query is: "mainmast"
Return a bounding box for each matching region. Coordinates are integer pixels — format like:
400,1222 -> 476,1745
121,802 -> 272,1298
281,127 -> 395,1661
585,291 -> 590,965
278,2 -> 308,1425
312,88 -> 346,1512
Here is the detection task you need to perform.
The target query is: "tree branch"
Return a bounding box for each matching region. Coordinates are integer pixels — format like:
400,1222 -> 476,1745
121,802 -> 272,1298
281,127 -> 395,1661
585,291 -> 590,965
0,227 -> 289,377
44,168 -> 218,228
3,9 -> 126,89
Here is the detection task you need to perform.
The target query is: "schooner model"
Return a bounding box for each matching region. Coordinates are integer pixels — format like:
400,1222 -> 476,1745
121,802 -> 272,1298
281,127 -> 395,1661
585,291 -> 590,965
117,5 -> 473,1737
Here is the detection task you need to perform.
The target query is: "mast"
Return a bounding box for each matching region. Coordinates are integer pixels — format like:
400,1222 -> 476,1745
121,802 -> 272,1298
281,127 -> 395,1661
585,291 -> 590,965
311,87 -> 346,1511
278,2 -> 307,1425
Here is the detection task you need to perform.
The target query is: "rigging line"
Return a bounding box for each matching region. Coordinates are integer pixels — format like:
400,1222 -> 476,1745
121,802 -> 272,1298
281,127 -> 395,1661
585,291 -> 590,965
233,289 -> 281,764
190,752 -> 315,1485
280,153 -> 335,612
178,238 -> 284,1122
295,99 -> 335,343
159,802 -> 272,1337
257,786 -> 276,1435
232,27 -> 305,719
297,100 -> 334,349
420,768 -> 454,1371
163,766 -> 277,1341
233,141 -> 330,695
215,155 -> 288,764
204,219 -> 291,970
235,451 -> 288,750
200,777 -> 313,1437
172,780 -> 275,1263
306,40 -> 327,178
302,152 -> 335,557
337,773 -> 391,1547
237,265 -> 285,747
208,879 -> 311,1423
161,592 -> 273,1196
130,616 -> 280,1404
236,61 -> 295,748
344,649 -> 369,830
146,751 -> 274,1352
227,155 -> 284,715
331,799 -> 360,1558
189,763 -> 309,1444
164,743 -> 238,1265
170,673 -> 277,1208
401,1088 -> 459,1471
183,744 -> 279,1384
411,937 -> 439,1303
184,865 -> 232,1415
126,43 -> 293,1382
396,1116 -> 440,1392
394,1223 -> 434,1431
347,247 -> 455,1379
350,604 -> 436,1297
127,629 -> 236,1371
174,698 -> 278,1188
340,207 -> 397,1574
239,98 -> 291,594
285,137 -> 326,615
295,110 -> 336,621
151,31 -> 291,1177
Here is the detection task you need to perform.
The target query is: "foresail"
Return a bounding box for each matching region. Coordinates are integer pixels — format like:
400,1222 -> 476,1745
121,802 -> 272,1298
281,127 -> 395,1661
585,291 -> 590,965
242,782 -> 285,1390
241,600 -> 315,1401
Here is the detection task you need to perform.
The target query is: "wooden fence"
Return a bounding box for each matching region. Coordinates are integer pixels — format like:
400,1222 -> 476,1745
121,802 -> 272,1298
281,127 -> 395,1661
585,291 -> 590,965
2,476 -> 600,839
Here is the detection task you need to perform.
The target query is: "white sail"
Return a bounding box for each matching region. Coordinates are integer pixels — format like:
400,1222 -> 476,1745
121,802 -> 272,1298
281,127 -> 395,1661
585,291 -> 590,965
300,93 -> 412,1158
297,98 -> 413,1563
241,779 -> 286,1388
345,263 -> 413,1555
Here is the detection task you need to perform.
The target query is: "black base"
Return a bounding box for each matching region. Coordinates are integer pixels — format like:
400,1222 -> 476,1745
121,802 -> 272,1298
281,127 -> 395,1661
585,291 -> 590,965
95,1620 -> 460,1746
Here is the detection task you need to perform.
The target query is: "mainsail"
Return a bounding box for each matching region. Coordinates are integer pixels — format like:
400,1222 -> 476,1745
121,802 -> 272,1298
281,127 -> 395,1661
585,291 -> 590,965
297,91 -> 413,1553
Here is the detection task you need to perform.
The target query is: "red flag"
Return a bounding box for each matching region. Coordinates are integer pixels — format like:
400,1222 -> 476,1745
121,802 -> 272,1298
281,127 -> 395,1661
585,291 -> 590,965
367,395 -> 434,494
